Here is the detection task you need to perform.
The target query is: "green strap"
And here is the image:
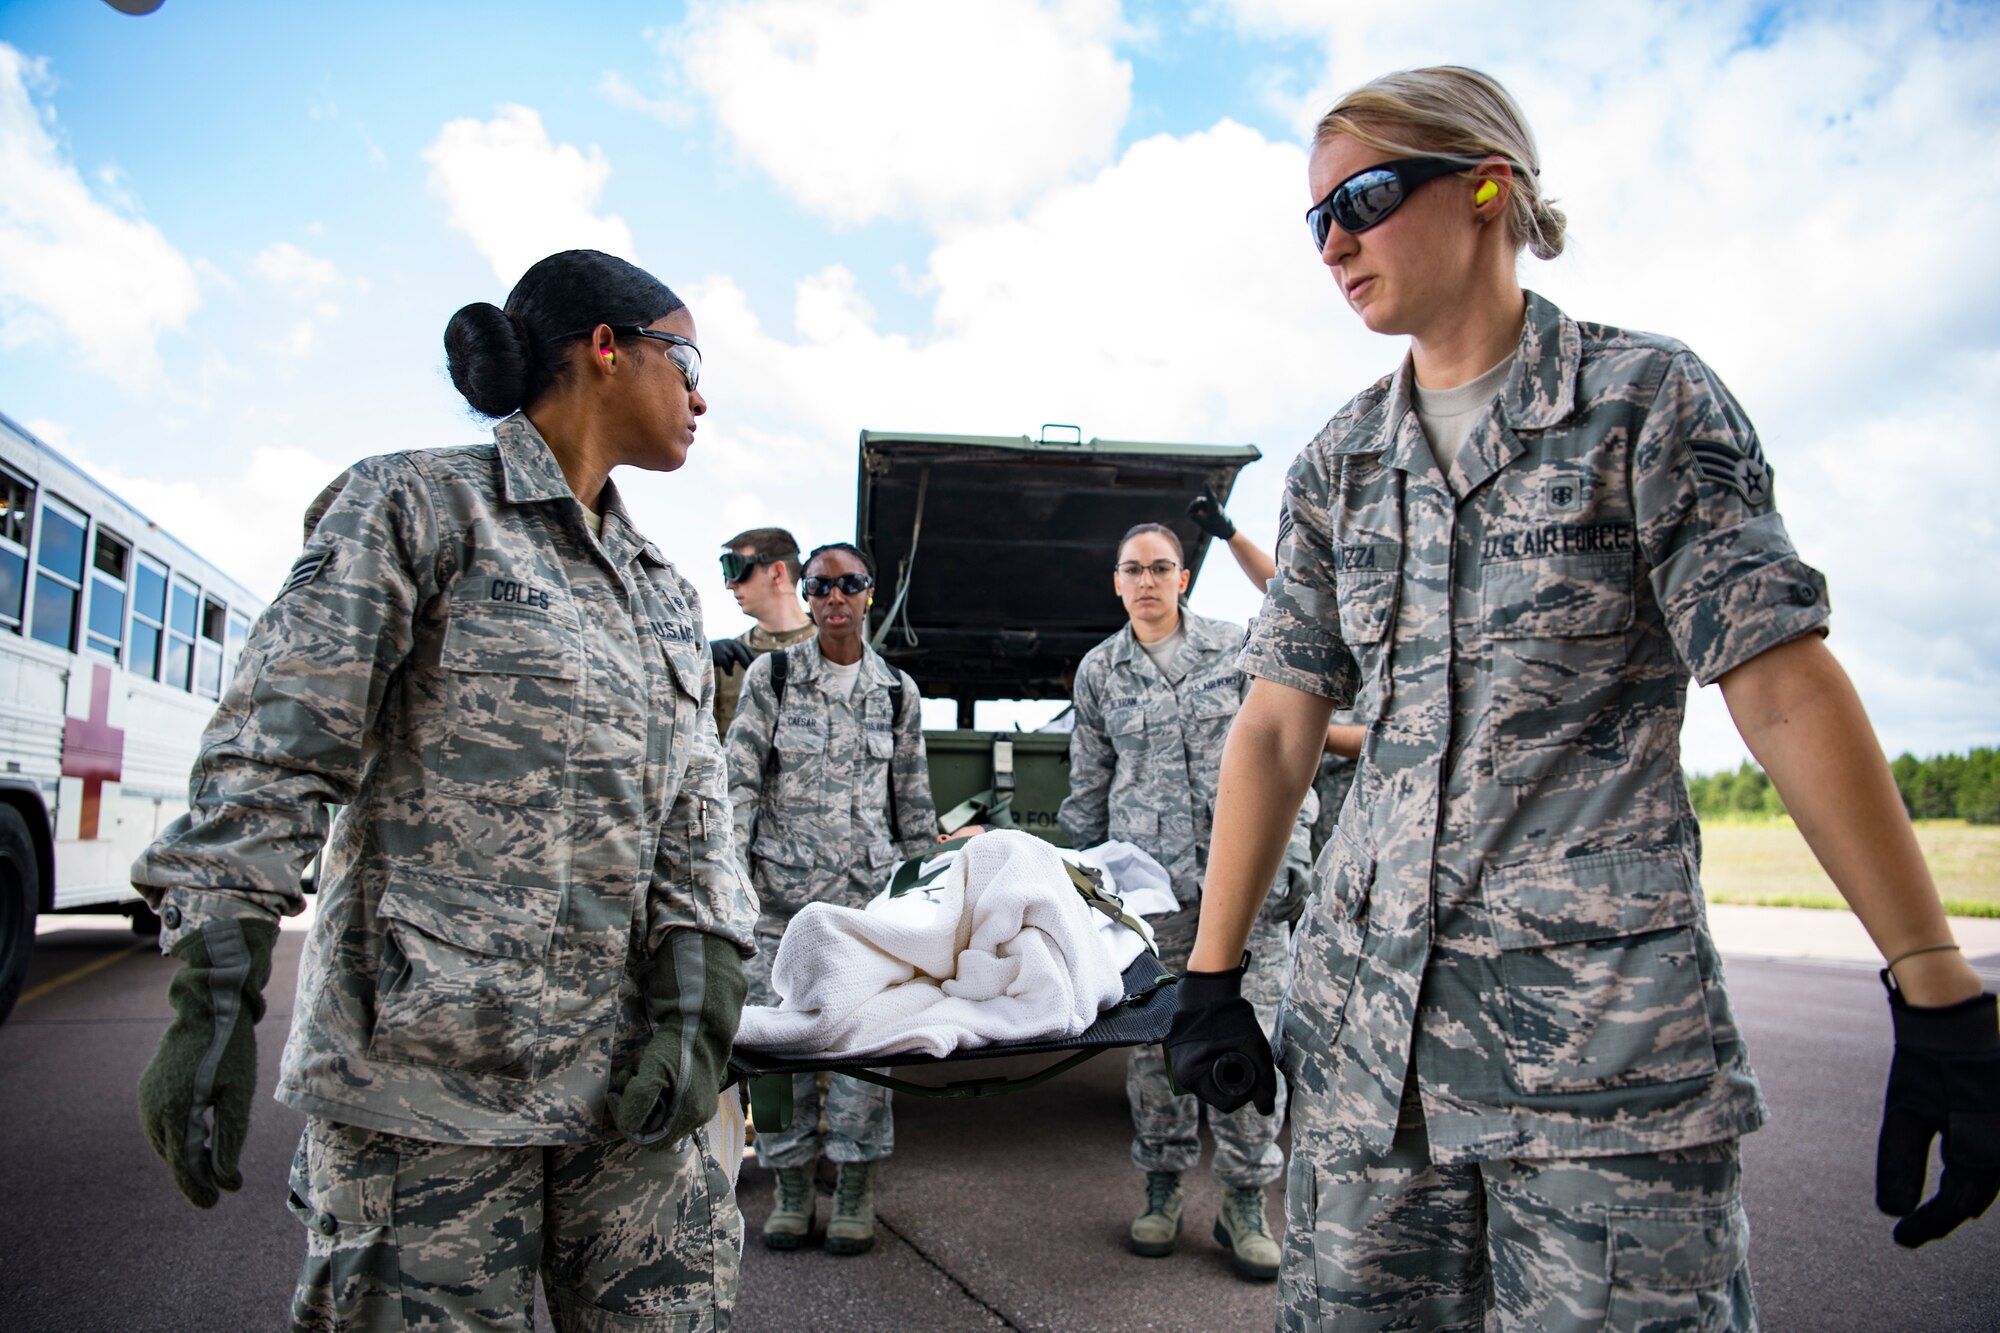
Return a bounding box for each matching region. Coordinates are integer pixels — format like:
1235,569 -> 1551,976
1062,862 -> 1153,943
887,836 -> 979,897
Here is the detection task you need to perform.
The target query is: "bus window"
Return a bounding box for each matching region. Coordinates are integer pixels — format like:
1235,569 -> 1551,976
0,463 -> 29,631
131,554 -> 168,680
197,596 -> 226,698
86,529 -> 130,664
225,609 -> 250,689
29,494 -> 87,651
166,576 -> 199,689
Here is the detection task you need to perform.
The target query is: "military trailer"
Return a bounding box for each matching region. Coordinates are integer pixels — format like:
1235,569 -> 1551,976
854,426 -> 1261,843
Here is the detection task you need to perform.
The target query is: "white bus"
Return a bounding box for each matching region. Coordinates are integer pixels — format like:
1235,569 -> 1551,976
0,411 -> 263,1021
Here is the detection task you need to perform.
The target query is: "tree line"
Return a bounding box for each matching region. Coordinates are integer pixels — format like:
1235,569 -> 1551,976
1686,748 -> 2000,824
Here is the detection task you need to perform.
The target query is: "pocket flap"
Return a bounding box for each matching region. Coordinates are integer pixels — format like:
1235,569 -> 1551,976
1105,707 -> 1147,737
666,642 -> 704,700
1111,808 -> 1160,837
751,830 -> 813,868
1483,849 -> 1696,950
1607,1200 -> 1749,1292
1482,553 -> 1634,640
376,869 -> 560,960
442,609 -> 578,679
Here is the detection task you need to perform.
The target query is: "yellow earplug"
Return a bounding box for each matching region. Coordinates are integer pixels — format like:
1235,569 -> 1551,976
1474,181 -> 1499,206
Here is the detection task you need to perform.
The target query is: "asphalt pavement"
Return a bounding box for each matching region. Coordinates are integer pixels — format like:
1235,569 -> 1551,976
2,921 -> 1995,1331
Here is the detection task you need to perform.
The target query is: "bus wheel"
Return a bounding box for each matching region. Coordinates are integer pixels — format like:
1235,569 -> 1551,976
0,805 -> 39,1024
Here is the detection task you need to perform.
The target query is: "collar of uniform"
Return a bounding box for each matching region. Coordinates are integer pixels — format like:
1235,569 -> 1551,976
492,413 -> 576,504
1109,610 -> 1229,670
1498,290 -> 1580,433
593,476 -> 667,570
790,640 -> 898,692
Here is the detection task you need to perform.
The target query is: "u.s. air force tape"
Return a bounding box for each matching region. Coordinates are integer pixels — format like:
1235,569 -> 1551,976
279,551 -> 332,598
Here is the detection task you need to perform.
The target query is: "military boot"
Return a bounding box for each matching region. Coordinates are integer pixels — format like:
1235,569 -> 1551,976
761,1164 -> 815,1250
825,1162 -> 876,1256
1128,1170 -> 1184,1257
1214,1185 -> 1281,1280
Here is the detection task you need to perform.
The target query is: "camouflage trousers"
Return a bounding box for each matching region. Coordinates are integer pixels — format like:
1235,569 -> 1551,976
1277,1093 -> 1755,1332
745,921 -> 894,1169
287,1117 -> 740,1332
1129,911 -> 1289,1187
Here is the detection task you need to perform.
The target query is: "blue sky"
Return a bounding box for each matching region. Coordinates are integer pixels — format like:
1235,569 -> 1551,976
2,0 -> 1997,769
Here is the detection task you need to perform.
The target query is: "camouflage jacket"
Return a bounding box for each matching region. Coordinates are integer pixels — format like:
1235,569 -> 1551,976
725,640 -> 937,924
711,621 -> 816,739
132,415 -> 757,1146
1059,611 -> 1314,924
1246,292 -> 1830,1165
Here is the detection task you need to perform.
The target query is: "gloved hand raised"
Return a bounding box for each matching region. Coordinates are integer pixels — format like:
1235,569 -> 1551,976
1876,975 -> 2000,1247
1186,492 -> 1237,542
710,637 -> 756,674
1165,954 -> 1276,1116
137,916 -> 278,1209
609,929 -> 748,1148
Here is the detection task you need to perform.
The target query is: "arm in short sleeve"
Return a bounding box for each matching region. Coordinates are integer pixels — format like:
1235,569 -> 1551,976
649,580 -> 758,957
724,652 -> 778,880
1632,351 -> 1830,685
131,454 -> 438,952
1057,655 -> 1113,850
1240,448 -> 1362,705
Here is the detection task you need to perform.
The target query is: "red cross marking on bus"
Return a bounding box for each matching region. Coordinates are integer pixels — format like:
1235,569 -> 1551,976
61,664 -> 125,841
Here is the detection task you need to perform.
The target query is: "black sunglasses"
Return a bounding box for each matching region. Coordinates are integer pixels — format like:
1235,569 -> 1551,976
801,573 -> 874,598
1306,156 -> 1479,250
562,325 -> 702,390
720,551 -> 780,584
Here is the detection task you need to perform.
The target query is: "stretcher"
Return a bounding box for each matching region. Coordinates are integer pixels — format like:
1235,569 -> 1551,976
727,951 -> 1178,1133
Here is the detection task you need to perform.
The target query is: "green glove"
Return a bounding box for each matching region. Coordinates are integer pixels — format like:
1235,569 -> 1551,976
136,916 -> 277,1209
608,929 -> 747,1149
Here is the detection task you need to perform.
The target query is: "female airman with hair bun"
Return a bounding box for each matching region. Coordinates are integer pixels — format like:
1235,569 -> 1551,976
1168,66 -> 1993,1330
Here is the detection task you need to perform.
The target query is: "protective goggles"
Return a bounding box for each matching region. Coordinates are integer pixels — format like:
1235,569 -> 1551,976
801,572 -> 875,598
564,325 -> 702,389
720,551 -> 784,584
1306,156 -> 1478,250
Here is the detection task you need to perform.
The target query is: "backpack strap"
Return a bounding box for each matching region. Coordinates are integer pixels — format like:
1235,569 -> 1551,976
762,648 -> 790,787
886,672 -> 906,840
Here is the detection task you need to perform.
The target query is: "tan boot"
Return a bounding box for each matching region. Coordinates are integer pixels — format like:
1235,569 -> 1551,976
1214,1185 -> 1280,1280
1127,1170 -> 1183,1257
761,1164 -> 815,1250
825,1162 -> 877,1256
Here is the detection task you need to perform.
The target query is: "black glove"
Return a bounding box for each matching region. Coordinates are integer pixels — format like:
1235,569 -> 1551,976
1164,954 -> 1276,1116
609,929 -> 748,1148
1186,492 -> 1236,542
710,638 -> 756,674
136,916 -> 277,1209
1876,976 -> 2000,1247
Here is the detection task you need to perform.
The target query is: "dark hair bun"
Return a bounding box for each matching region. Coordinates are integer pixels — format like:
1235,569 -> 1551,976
444,301 -> 532,418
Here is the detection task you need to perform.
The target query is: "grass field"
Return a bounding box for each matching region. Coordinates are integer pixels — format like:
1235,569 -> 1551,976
1699,817 -> 2000,918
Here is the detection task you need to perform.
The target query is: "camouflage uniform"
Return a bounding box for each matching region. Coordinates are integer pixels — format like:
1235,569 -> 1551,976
711,622 -> 816,739
133,415 -> 756,1327
1307,710 -> 1362,863
1060,611 -> 1314,1188
1247,293 -> 1822,1327
725,640 -> 937,1167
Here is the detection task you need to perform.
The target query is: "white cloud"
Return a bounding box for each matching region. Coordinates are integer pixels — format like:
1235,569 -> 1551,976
0,44 -> 200,386
596,70 -> 690,125
254,241 -> 339,297
675,0 -> 1134,226
422,104 -> 637,286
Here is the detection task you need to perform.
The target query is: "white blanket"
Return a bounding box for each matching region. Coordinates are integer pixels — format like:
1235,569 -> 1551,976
735,831 -> 1133,1059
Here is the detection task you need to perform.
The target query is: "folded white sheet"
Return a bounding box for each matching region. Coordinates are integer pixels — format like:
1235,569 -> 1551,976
735,831 -> 1133,1059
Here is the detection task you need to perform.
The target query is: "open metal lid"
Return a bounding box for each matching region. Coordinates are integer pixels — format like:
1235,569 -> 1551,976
855,425 -> 1261,707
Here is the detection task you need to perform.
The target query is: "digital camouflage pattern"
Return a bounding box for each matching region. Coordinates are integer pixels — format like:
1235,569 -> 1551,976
710,622 -> 816,739
1059,610 -> 1315,920
1246,292 -> 1830,1167
1060,610 -> 1313,1186
726,640 -> 932,1169
1129,909 -> 1291,1186
288,1115 -> 741,1331
1278,1106 -> 1753,1332
133,415 -> 759,1146
724,640 -> 937,922
1307,711 -> 1362,864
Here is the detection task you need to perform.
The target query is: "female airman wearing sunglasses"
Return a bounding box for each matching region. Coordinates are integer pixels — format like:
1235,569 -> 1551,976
1057,521 -> 1315,1281
723,541 -> 937,1258
1169,66 -> 1993,1330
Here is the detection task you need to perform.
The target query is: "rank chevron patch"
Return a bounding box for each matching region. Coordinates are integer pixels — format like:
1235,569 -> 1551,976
1687,438 -> 1772,506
